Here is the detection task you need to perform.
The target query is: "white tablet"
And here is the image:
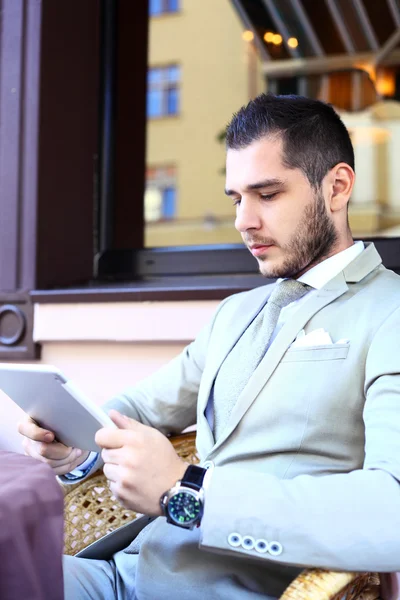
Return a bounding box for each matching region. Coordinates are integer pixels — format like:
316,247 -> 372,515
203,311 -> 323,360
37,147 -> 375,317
0,363 -> 117,452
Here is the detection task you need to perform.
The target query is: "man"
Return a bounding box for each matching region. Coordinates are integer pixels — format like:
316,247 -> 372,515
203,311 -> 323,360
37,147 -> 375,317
20,94 -> 400,599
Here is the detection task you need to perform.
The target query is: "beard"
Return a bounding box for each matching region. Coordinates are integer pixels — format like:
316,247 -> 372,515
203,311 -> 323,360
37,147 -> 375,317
247,190 -> 338,279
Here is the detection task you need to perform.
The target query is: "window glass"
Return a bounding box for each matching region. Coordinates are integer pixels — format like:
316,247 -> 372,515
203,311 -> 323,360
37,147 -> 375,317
149,0 -> 163,17
168,65 -> 180,82
145,0 -> 400,247
145,188 -> 163,222
149,0 -> 179,17
147,89 -> 162,118
148,68 -> 162,84
162,187 -> 176,219
168,0 -> 179,13
166,87 -> 178,115
145,166 -> 177,229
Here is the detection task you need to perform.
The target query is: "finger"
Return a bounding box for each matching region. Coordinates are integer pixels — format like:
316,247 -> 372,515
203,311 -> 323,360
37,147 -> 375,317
37,441 -> 78,461
109,481 -> 121,501
101,448 -> 122,465
18,418 -> 55,443
103,463 -> 119,483
23,438 -> 74,461
108,410 -> 143,431
28,442 -> 82,468
95,427 -> 135,449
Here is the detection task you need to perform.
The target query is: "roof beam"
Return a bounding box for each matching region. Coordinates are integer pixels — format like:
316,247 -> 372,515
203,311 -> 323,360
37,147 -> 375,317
374,26 -> 400,65
289,0 -> 324,56
261,0 -> 301,58
324,0 -> 356,53
261,49 -> 400,77
387,0 -> 400,27
350,0 -> 379,51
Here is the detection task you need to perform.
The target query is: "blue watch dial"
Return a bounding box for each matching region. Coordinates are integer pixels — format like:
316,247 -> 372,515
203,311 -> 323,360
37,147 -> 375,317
168,489 -> 202,525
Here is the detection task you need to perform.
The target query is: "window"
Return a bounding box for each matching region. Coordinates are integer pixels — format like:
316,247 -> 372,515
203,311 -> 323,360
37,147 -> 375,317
145,166 -> 177,222
149,0 -> 179,17
147,66 -> 180,118
96,0 -> 400,281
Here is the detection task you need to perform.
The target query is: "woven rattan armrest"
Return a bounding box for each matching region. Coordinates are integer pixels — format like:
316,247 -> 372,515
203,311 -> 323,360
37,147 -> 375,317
63,431 -> 199,556
279,569 -> 380,600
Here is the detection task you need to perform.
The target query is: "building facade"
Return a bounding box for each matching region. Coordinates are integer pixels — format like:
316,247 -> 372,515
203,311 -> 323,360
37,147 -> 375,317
145,0 -> 264,247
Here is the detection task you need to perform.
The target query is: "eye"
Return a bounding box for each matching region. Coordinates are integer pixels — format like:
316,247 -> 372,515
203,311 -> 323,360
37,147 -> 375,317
232,198 -> 241,207
260,192 -> 277,201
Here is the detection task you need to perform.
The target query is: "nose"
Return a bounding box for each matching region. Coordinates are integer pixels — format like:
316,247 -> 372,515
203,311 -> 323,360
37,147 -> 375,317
234,197 -> 262,233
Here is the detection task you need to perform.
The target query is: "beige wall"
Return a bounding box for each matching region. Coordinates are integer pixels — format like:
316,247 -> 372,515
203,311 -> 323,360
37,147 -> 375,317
146,0 -> 264,246
0,301 -> 220,452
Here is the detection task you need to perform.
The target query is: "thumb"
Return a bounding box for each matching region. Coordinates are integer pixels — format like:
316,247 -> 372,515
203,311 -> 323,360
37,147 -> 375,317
108,409 -> 140,430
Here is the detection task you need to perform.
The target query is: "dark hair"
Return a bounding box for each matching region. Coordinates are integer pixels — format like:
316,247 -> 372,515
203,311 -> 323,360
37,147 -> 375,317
225,94 -> 355,189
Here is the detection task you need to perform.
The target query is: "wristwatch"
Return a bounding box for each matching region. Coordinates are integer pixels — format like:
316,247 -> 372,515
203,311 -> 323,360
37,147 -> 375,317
160,464 -> 207,530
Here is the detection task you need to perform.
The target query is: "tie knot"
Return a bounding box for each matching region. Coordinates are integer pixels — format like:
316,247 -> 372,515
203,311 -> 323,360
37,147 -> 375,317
268,279 -> 311,309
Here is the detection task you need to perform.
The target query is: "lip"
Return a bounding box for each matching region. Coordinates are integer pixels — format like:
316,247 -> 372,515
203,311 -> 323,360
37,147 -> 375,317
249,244 -> 274,257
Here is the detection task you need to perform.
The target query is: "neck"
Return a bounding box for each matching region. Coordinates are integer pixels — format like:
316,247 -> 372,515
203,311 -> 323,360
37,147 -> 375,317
296,232 -> 355,279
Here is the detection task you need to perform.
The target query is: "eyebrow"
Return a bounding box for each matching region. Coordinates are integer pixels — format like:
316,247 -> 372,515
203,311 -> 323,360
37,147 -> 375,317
224,178 -> 286,196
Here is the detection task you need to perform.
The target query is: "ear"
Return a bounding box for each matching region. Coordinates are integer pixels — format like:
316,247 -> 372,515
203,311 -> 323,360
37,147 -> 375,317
328,163 -> 355,213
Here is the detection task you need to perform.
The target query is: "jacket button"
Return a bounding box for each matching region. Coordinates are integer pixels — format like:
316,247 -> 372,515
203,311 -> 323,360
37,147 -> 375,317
255,539 -> 269,553
227,533 -> 242,548
269,541 -> 283,556
203,460 -> 214,470
241,535 -> 255,550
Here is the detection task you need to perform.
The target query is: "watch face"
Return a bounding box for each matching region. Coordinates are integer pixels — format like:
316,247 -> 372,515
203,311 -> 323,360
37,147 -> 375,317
168,489 -> 202,526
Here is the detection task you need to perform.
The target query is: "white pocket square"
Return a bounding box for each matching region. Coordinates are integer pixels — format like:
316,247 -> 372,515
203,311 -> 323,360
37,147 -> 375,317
291,328 -> 349,348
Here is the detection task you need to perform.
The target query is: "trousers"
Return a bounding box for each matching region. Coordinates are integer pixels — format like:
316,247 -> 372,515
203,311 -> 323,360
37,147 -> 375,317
63,550 -> 138,600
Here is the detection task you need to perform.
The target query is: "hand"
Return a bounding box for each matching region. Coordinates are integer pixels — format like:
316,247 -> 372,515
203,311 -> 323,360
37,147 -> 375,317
96,409 -> 188,515
18,415 -> 90,476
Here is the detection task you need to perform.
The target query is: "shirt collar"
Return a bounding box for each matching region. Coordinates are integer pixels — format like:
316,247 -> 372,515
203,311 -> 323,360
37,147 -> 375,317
276,241 -> 365,290
298,241 -> 365,290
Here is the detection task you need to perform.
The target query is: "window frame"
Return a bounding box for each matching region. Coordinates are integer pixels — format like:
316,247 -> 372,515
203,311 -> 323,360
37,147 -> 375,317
96,238 -> 400,280
147,64 -> 181,118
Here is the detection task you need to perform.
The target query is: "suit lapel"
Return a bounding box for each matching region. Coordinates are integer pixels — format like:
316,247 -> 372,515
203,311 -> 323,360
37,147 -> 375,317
197,286 -> 273,419
208,273 -> 349,454
196,286 -> 274,456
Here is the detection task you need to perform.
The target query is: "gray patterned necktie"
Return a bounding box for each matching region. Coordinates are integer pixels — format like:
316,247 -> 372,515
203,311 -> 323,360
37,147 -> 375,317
212,279 -> 312,440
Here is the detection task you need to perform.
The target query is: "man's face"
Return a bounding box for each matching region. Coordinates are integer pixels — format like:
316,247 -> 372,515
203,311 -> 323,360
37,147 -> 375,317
225,135 -> 338,279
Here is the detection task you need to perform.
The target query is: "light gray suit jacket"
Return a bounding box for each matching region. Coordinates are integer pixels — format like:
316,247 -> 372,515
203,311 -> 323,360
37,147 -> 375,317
75,243 -> 400,599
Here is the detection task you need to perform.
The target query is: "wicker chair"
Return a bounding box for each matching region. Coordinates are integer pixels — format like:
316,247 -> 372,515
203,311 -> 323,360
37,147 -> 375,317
63,432 -> 381,600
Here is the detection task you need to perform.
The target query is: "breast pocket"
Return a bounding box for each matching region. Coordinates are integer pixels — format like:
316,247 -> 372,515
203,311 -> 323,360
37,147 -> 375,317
281,343 -> 350,363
